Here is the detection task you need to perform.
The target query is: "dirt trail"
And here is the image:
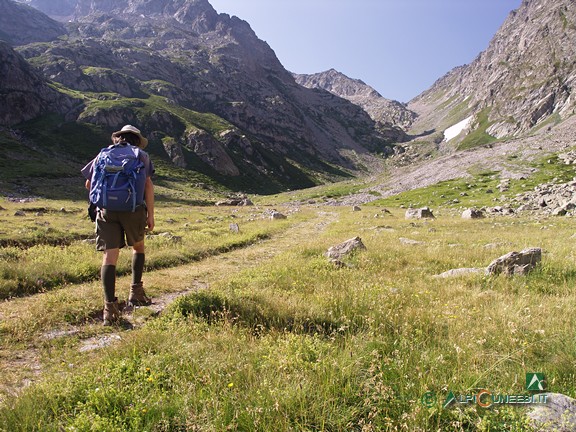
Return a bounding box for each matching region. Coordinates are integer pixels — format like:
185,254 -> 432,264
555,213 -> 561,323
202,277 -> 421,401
0,210 -> 340,401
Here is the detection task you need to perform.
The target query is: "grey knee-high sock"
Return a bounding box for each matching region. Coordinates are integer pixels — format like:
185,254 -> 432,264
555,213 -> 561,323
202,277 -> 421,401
101,265 -> 116,302
132,253 -> 145,285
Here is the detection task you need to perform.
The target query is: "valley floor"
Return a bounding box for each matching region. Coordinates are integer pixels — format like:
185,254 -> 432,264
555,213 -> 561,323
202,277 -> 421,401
1,198 -> 575,431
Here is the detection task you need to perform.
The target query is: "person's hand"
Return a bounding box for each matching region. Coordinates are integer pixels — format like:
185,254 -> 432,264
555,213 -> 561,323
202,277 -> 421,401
147,214 -> 155,231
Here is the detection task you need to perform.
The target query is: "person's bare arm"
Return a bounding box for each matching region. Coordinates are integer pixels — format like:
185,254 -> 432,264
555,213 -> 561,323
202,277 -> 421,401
144,177 -> 154,231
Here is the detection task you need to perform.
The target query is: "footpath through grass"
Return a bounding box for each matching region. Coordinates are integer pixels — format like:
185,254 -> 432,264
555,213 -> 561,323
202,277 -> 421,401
1,201 -> 576,431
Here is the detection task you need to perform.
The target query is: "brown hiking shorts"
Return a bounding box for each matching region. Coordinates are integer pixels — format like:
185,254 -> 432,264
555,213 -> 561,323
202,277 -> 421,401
95,205 -> 147,251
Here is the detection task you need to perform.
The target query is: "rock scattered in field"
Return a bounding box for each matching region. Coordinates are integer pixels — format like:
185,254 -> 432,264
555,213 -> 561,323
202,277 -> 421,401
270,211 -> 287,220
325,236 -> 366,265
216,195 -> 253,206
486,247 -> 542,276
79,334 -> 121,352
14,210 -> 25,216
527,393 -> 576,432
497,179 -> 511,192
147,232 -> 183,243
484,242 -> 510,249
352,206 -> 361,212
558,151 -> 576,165
485,206 -> 515,215
405,207 -> 435,219
229,223 -> 240,233
42,328 -> 80,340
434,268 -> 485,278
436,247 -> 542,278
462,208 -> 485,219
399,237 -> 425,245
513,179 -> 576,216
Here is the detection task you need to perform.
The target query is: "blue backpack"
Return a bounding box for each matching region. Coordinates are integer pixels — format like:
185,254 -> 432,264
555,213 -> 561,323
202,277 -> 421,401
89,144 -> 146,212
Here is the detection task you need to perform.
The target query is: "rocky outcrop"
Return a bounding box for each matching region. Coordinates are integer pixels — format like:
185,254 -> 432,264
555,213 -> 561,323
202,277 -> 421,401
0,41 -> 75,125
409,0 -> 576,142
186,129 -> 240,176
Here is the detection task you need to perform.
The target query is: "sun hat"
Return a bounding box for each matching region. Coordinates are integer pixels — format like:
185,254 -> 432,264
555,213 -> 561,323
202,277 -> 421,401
111,125 -> 148,149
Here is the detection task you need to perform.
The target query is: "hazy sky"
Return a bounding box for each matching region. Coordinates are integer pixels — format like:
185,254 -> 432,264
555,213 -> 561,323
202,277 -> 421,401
208,0 -> 522,103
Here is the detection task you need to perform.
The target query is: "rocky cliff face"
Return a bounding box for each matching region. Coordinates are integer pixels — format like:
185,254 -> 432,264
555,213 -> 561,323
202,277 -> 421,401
5,0 -> 400,191
294,69 -> 417,137
0,40 -> 75,125
409,0 -> 576,143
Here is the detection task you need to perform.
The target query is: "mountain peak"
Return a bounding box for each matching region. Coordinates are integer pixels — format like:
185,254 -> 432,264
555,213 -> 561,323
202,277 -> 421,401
294,69 -> 417,132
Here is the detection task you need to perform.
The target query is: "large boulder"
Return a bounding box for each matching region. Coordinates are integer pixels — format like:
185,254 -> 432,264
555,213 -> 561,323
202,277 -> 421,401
527,393 -> 576,431
486,247 -> 542,276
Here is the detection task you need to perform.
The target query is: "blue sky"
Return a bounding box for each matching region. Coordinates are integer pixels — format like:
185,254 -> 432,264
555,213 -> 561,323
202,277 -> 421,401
208,0 -> 522,103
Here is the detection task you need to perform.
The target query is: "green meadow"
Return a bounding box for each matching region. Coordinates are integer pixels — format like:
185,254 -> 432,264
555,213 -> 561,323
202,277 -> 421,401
1,180 -> 575,431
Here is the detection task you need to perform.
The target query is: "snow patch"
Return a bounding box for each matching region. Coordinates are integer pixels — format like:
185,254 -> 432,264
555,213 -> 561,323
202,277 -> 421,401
444,116 -> 473,142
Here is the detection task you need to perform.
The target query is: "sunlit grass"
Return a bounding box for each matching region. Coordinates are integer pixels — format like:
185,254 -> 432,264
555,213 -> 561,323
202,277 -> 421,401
1,199 -> 575,430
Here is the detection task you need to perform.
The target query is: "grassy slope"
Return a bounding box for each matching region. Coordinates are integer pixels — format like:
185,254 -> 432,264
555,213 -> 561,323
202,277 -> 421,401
0,187 -> 575,430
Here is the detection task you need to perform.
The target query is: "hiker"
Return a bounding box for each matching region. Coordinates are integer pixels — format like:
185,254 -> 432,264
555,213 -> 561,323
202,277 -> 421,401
81,125 -> 155,325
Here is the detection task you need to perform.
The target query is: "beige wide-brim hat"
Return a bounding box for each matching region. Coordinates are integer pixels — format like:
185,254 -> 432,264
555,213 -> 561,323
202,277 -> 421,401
111,124 -> 149,149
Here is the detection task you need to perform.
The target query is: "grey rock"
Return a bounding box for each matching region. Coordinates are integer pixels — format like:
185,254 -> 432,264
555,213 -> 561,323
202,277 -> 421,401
270,211 -> 287,220
527,393 -> 576,432
462,208 -> 485,219
486,247 -> 542,276
216,195 -> 253,206
146,232 -> 182,243
399,237 -> 425,246
434,268 -> 485,278
405,207 -> 435,219
325,237 -> 366,261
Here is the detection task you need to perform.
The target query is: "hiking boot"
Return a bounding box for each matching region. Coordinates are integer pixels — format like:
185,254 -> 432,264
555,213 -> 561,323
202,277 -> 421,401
103,298 -> 121,326
128,282 -> 151,306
